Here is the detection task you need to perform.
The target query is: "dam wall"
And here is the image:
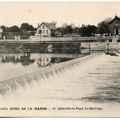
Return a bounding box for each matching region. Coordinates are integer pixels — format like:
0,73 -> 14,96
0,52 -> 104,96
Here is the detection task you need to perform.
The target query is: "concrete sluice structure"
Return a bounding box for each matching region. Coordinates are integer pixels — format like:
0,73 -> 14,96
0,52 -> 104,96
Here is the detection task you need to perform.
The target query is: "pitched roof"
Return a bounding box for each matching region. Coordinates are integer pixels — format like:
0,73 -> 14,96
109,16 -> 120,24
39,22 -> 51,29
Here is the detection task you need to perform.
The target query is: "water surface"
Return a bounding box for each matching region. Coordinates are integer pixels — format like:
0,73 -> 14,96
0,49 -> 120,117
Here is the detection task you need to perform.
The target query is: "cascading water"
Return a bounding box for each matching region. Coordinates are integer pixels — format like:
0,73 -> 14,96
0,53 -> 103,97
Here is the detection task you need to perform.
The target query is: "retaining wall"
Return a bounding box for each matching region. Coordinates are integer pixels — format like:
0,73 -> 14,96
81,42 -> 120,51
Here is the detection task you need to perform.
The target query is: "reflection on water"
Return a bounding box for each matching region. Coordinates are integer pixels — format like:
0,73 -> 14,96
0,50 -> 89,67
1,53 -> 35,66
0,48 -> 90,81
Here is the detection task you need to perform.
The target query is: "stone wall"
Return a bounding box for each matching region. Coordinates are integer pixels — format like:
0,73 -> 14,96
81,42 -> 120,51
81,42 -> 106,50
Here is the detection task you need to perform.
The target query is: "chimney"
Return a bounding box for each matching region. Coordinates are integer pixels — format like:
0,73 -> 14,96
38,23 -> 40,28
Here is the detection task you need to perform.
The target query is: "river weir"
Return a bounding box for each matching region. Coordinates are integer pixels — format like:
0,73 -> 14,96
0,52 -> 120,117
0,53 -> 102,96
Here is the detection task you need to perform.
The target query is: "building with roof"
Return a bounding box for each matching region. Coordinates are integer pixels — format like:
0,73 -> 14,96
109,16 -> 120,36
0,27 -> 3,39
109,15 -> 120,42
36,22 -> 52,37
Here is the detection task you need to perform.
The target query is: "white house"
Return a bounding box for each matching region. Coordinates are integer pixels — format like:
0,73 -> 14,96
36,22 -> 52,37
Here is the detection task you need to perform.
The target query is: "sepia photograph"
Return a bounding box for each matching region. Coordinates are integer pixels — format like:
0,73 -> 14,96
0,1 -> 120,117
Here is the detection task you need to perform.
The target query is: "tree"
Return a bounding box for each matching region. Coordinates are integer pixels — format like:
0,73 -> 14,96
97,17 -> 112,35
80,24 -> 97,36
61,23 -> 68,28
66,25 -> 73,35
50,21 -> 57,37
61,27 -> 67,35
9,25 -> 20,32
50,21 -> 57,29
51,29 -> 56,37
1,25 -> 10,32
61,24 -> 73,36
80,25 -> 88,36
73,27 -> 81,35
87,25 -> 97,36
97,21 -> 109,35
54,27 -> 62,37
20,23 -> 35,31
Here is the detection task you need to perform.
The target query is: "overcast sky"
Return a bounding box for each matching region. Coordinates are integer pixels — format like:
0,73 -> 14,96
0,2 -> 120,28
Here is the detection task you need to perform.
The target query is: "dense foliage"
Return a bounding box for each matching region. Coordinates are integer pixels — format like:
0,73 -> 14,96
1,23 -> 36,36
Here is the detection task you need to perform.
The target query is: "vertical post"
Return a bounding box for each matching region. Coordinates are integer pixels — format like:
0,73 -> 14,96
107,40 -> 109,54
30,35 -> 32,40
15,35 -> 17,40
18,35 -> 20,40
89,43 -> 90,54
15,55 -> 17,60
3,35 -> 5,40
18,54 -> 21,60
3,55 -> 5,60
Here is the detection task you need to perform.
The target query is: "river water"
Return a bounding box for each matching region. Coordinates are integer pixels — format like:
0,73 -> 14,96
0,50 -> 120,117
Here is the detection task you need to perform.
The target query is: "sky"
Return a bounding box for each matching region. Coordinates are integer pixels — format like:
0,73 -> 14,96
0,2 -> 120,28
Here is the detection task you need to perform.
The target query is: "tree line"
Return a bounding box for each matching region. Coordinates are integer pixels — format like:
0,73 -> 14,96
52,17 -> 112,37
1,23 -> 36,36
51,23 -> 97,37
1,17 -> 112,37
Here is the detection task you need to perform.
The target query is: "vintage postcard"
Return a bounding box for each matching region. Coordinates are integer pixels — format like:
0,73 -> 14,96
0,1 -> 120,117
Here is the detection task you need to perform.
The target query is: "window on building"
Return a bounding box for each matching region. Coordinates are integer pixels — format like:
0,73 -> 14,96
43,30 -> 44,34
38,30 -> 42,34
47,58 -> 49,61
116,22 -> 119,26
46,30 -> 48,34
43,25 -> 44,29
